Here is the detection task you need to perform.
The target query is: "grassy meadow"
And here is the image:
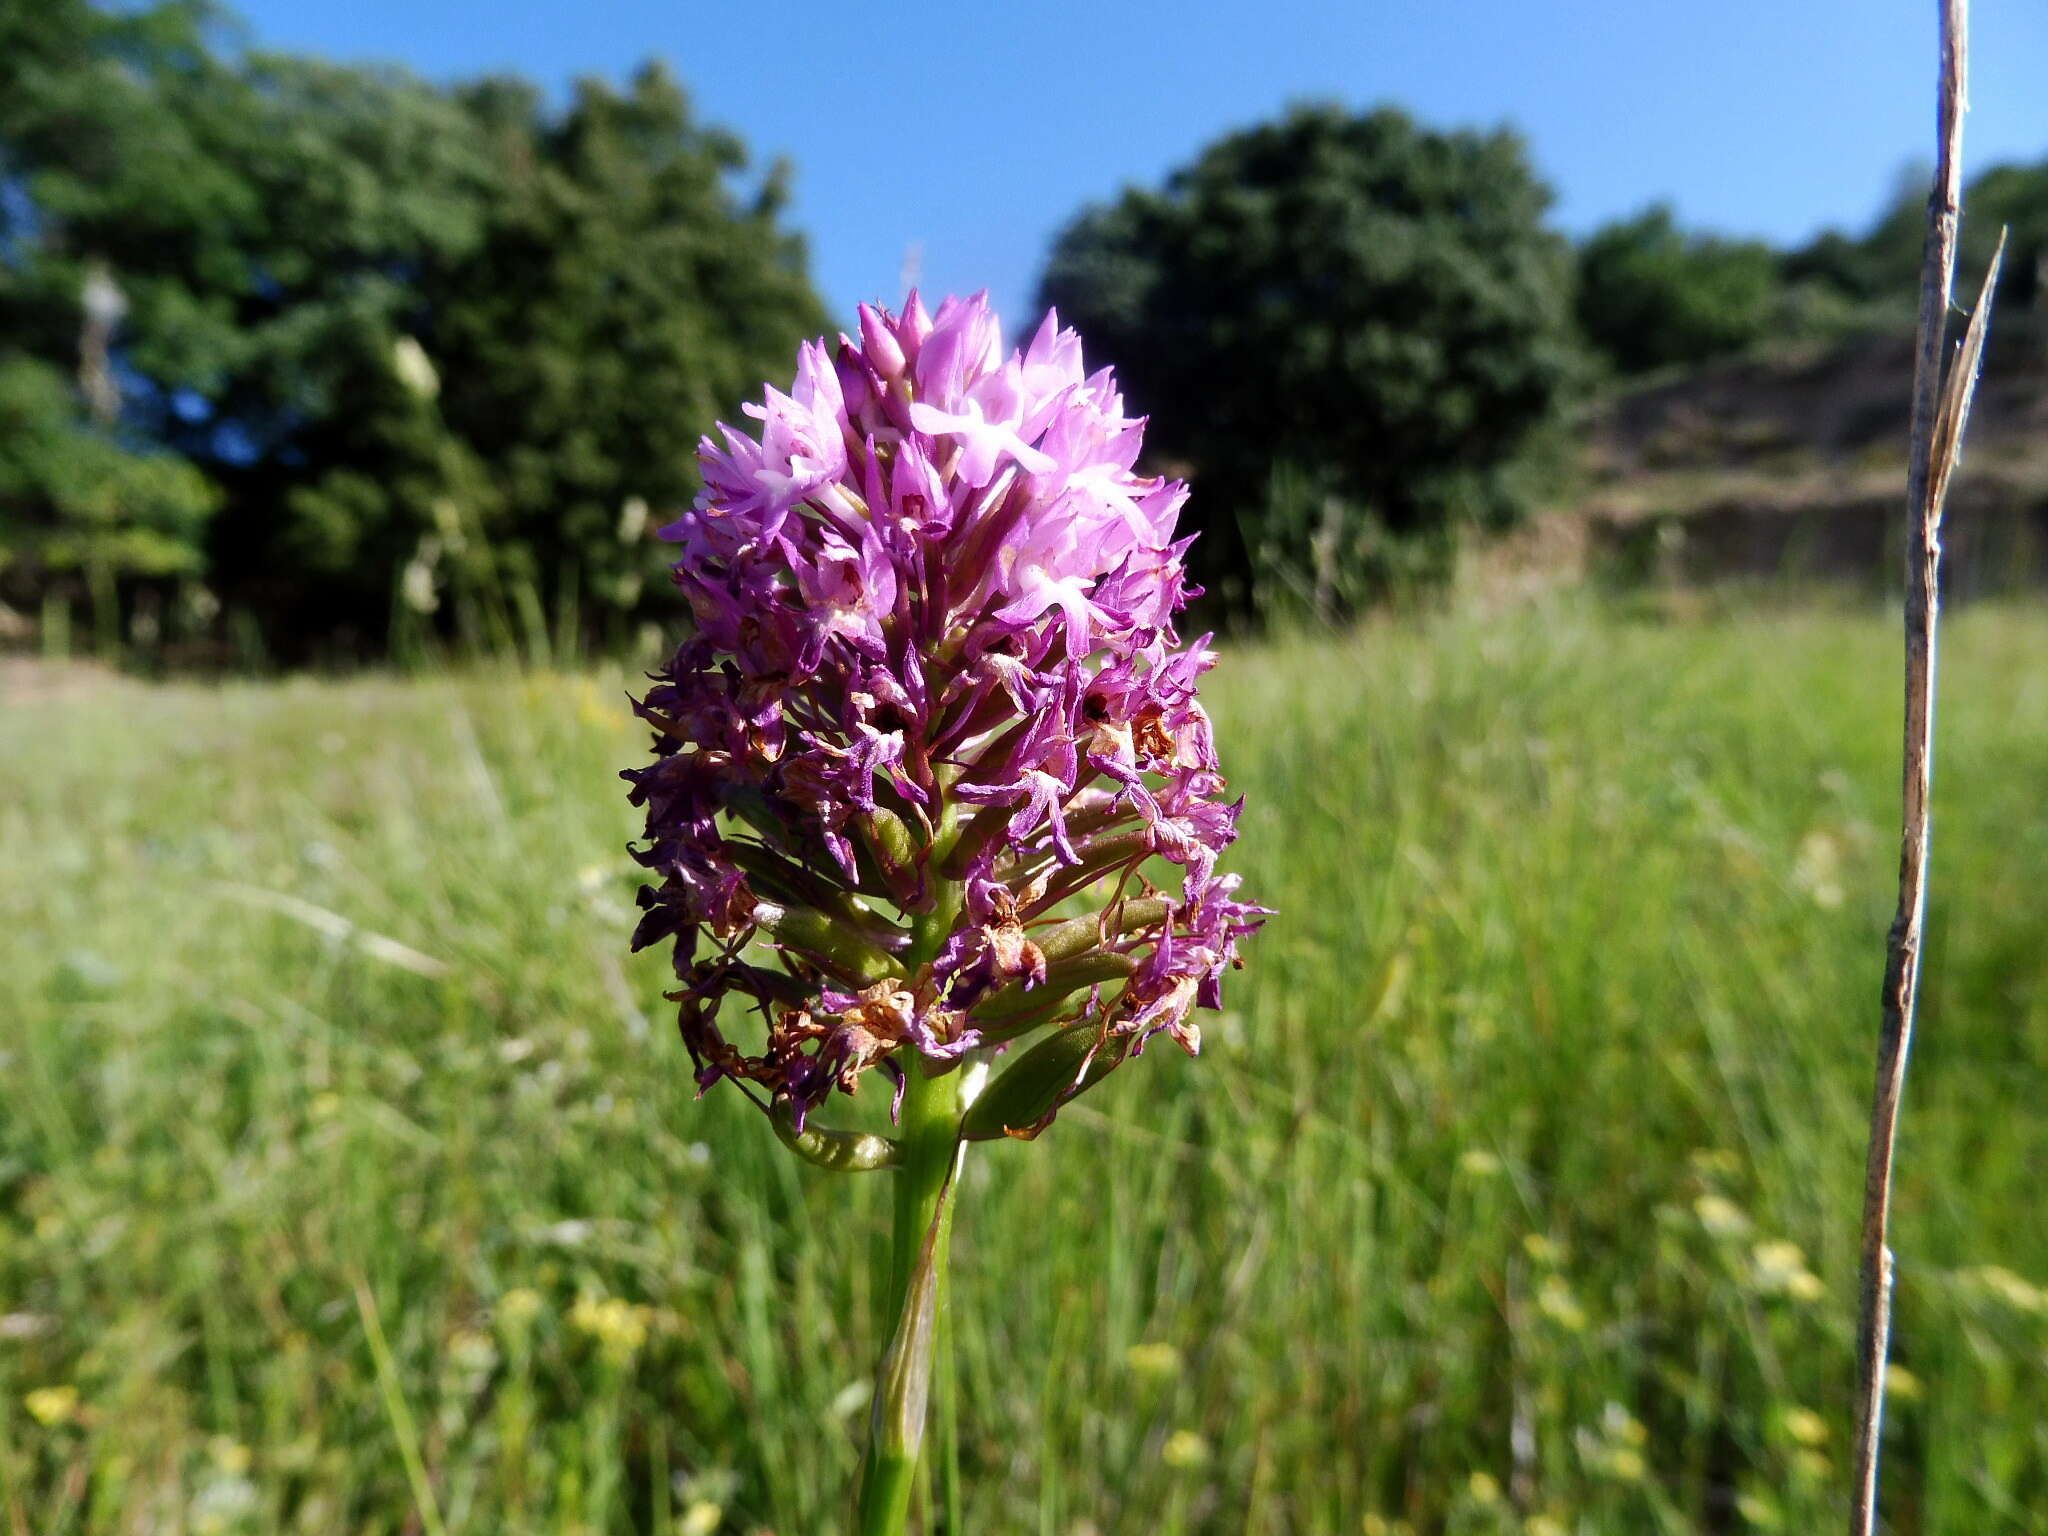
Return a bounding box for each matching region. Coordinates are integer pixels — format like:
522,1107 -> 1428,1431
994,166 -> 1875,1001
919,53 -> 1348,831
4,601 -> 2048,1534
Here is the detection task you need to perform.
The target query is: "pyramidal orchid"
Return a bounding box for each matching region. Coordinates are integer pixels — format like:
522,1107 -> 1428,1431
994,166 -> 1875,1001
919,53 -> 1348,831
624,292 -> 1264,1532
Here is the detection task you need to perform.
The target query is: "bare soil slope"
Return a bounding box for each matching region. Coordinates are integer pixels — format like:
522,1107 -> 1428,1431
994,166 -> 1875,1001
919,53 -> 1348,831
1576,317 -> 2048,592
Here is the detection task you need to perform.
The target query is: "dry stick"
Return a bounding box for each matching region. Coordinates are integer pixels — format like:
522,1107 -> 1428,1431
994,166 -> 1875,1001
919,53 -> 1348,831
1849,1 -> 2007,1529
1850,226 -> 2000,1509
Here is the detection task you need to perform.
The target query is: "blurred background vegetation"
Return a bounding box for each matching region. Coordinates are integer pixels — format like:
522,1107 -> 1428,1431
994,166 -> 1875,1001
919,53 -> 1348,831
0,0 -> 822,663
4,0 -> 2046,661
7,608 -> 2048,1533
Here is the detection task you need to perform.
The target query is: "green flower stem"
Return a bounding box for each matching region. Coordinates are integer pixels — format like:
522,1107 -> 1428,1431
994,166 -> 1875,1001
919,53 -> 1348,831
936,1257 -> 963,1536
857,1063 -> 961,1536
857,865 -> 967,1536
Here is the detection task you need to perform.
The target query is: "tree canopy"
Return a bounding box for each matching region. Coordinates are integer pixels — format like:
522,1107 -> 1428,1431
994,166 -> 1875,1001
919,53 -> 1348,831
1784,158 -> 2048,319
1574,205 -> 1780,376
1584,159 -> 2048,382
1038,104 -> 1581,614
0,0 -> 824,658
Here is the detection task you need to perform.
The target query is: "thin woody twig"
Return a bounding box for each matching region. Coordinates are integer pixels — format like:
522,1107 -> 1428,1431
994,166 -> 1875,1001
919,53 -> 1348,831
1849,2 -> 2006,1530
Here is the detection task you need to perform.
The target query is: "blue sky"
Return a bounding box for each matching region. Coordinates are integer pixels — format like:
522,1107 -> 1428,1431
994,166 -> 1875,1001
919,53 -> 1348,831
227,0 -> 2048,336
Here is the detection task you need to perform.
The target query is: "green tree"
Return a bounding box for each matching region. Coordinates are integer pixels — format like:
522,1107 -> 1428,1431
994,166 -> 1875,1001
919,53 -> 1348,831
425,64 -> 825,647
0,0 -> 233,646
1779,163 -> 1928,317
0,2 -> 501,652
1783,157 -> 2046,318
1953,160 -> 2048,314
168,51 -> 505,653
0,0 -> 826,659
1575,204 -> 1780,375
1038,104 -> 1580,613
0,356 -> 217,653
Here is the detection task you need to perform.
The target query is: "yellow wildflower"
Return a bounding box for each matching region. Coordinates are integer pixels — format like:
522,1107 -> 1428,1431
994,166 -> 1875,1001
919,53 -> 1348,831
1125,1342 -> 1182,1378
1779,1406 -> 1828,1447
24,1386 -> 78,1426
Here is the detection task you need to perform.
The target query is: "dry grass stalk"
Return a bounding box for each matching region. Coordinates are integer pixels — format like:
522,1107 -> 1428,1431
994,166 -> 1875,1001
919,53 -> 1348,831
1849,1 -> 2006,1529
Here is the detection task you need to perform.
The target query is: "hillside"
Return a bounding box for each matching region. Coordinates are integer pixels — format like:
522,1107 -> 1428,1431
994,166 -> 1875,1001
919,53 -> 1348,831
1568,316 -> 2048,593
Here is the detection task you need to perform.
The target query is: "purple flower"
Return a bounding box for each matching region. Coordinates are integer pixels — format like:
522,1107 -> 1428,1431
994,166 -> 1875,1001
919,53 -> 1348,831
625,292 -> 1265,1134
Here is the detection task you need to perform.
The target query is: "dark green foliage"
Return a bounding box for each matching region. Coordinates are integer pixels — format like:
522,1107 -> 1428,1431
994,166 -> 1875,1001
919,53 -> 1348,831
0,0 -> 824,659
1784,158 -> 2048,320
1575,203 -> 1780,375
1961,161 -> 2048,313
0,358 -> 215,577
1038,105 -> 1581,614
425,67 -> 824,644
1240,459 -> 1463,625
0,356 -> 218,651
1572,160 -> 2044,383
0,1 -> 233,645
164,52 -> 506,652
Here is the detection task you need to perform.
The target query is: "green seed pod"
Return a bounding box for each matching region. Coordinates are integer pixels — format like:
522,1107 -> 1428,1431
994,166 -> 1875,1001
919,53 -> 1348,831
971,952 -> 1134,1035
1034,898 -> 1172,963
860,807 -> 917,873
1034,830 -> 1160,906
771,1102 -> 903,1172
755,902 -> 905,982
960,1022 -> 1133,1142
